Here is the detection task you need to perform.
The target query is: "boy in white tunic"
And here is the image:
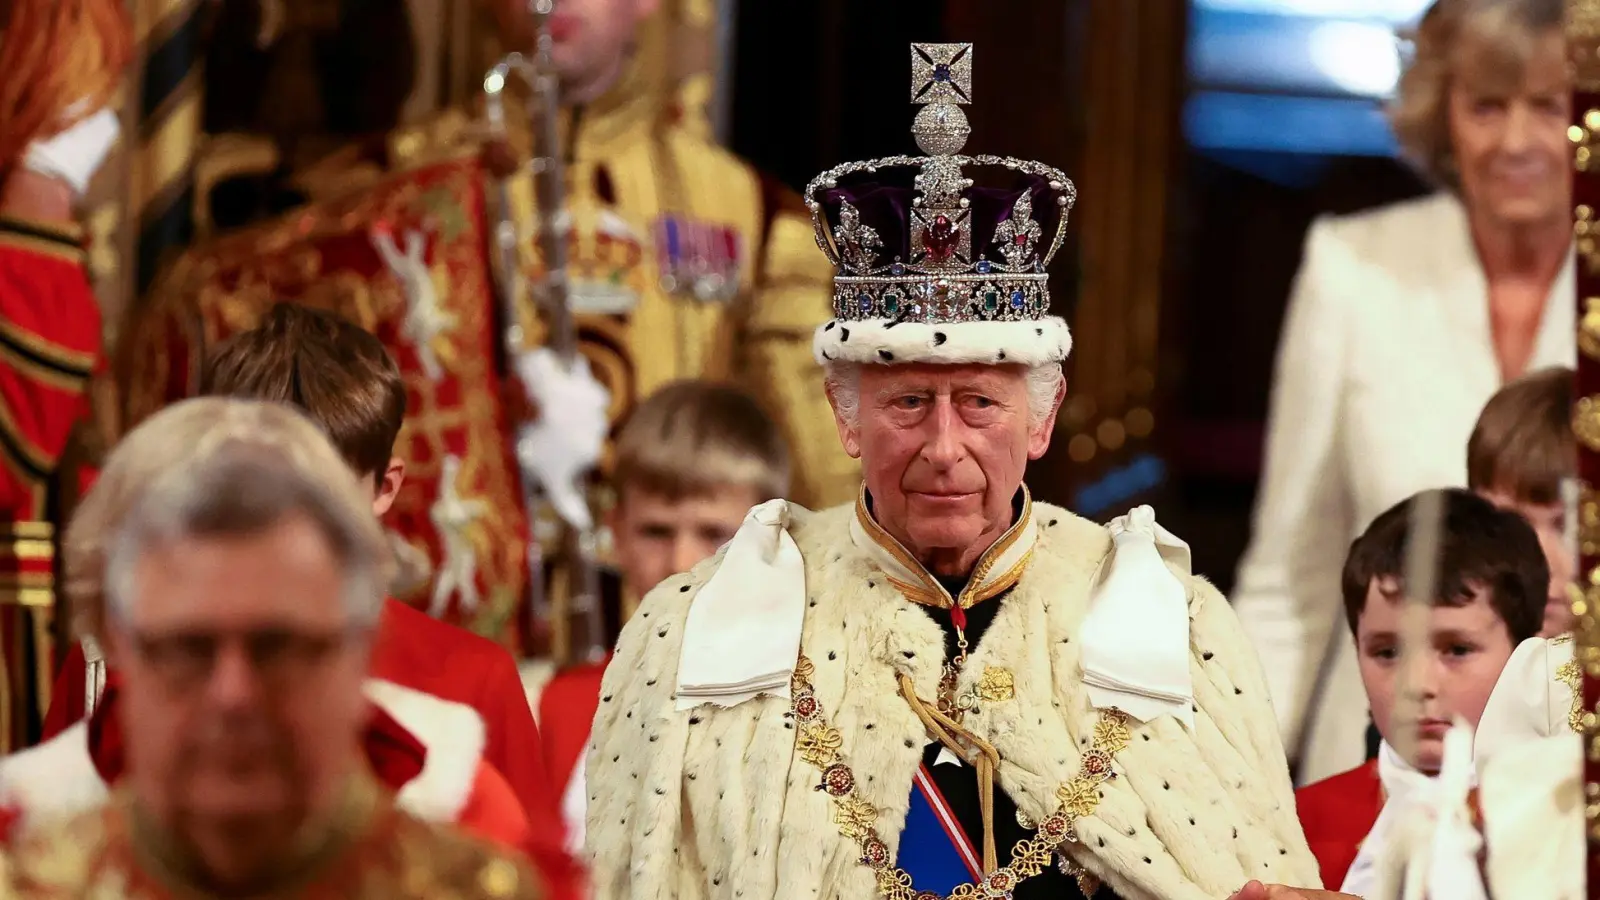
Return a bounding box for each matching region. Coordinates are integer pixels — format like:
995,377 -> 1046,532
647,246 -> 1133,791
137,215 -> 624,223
586,43 -> 1328,900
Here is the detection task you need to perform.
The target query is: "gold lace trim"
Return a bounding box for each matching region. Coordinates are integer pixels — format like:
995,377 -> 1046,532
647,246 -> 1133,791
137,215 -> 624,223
1557,657 -> 1584,733
789,654 -> 1130,899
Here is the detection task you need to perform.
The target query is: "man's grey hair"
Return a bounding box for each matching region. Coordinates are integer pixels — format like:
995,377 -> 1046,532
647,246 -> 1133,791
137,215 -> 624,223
69,398 -> 391,639
823,360 -> 1066,429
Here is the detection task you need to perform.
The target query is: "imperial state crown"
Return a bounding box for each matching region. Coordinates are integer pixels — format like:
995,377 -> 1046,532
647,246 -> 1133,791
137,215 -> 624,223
807,43 -> 1077,367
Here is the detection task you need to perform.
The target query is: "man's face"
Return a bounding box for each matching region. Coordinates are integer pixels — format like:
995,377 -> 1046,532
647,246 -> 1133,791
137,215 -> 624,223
1355,576 -> 1517,773
545,0 -> 658,94
110,515 -> 371,866
831,364 -> 1060,573
610,486 -> 758,596
1479,486 -> 1574,636
1447,30 -> 1571,230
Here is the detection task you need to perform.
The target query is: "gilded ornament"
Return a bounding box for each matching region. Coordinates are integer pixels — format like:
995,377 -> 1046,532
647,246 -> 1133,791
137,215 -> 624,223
478,858 -> 520,897
821,762 -> 856,796
1559,660 -> 1585,734
1092,710 -> 1132,754
863,837 -> 894,869
1576,396 -> 1600,453
798,721 -> 845,767
1580,206 -> 1600,274
793,691 -> 821,722
1582,488 -> 1600,558
976,666 -> 1016,702
1080,748 -> 1114,778
1057,777 -> 1101,819
1582,298 -> 1600,361
834,795 -> 879,840
875,871 -> 916,900
1571,0 -> 1600,91
1010,842 -> 1054,874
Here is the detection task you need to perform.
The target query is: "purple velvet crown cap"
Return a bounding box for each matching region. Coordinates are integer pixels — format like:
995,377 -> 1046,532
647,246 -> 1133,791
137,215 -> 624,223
820,169 -> 1059,267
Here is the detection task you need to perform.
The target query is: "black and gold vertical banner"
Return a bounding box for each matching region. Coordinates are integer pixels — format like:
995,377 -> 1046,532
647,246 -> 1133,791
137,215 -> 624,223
132,0 -> 203,296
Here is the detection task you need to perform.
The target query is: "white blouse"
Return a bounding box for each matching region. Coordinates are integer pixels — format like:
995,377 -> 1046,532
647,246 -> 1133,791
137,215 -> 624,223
1232,191 -> 1574,785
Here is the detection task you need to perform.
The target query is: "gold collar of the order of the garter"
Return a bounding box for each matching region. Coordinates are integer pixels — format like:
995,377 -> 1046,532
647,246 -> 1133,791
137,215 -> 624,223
849,484 -> 1037,611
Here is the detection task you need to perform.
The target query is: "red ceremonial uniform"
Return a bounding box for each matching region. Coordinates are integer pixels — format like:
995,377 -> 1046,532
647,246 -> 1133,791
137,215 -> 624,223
0,216 -> 101,753
1293,758 -> 1383,890
538,658 -> 609,799
43,597 -> 582,900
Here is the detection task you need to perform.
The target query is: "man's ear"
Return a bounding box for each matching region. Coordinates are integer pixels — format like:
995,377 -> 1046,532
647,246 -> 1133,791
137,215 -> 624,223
371,457 -> 406,517
825,381 -> 863,460
1027,373 -> 1067,461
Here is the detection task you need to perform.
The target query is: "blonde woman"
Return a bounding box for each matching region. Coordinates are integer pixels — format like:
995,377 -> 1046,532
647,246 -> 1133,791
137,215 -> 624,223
1234,0 -> 1575,786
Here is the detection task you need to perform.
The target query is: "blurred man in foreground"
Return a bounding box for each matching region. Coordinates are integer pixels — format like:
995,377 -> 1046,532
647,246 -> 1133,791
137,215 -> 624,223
2,398 -> 539,898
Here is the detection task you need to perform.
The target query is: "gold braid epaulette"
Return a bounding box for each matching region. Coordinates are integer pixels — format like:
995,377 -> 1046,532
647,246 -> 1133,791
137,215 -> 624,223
1554,634 -> 1584,734
787,654 -> 1131,900
0,217 -> 87,266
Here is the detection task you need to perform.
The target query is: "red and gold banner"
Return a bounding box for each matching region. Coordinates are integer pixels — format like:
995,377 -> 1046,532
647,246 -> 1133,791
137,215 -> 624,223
115,156 -> 535,648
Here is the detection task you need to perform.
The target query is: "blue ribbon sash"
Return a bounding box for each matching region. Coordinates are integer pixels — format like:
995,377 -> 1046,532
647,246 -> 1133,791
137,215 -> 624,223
895,764 -> 983,894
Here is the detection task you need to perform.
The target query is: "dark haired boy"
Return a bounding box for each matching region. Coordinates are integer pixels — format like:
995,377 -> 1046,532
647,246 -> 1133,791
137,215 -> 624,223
1294,488 -> 1547,890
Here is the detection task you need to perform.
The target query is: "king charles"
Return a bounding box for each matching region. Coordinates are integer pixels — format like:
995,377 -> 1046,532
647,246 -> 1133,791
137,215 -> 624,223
584,45 -> 1324,900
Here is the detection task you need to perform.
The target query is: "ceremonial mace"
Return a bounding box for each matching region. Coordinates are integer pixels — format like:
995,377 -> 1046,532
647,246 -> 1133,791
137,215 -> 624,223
484,0 -> 608,665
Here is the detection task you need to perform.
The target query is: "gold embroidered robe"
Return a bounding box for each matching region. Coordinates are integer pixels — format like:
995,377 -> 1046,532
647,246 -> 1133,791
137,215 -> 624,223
0,775 -> 541,899
585,498 -> 1320,900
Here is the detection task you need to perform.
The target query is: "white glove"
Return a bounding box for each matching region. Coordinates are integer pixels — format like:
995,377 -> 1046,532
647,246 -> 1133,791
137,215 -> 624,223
23,108 -> 121,197
513,347 -> 610,531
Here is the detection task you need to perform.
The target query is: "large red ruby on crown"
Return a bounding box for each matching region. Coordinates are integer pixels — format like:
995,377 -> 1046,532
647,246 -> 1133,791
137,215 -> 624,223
922,215 -> 958,261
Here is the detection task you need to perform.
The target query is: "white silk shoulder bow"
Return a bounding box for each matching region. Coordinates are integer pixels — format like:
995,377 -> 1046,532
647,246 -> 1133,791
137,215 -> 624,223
1079,505 -> 1195,729
675,500 -> 806,710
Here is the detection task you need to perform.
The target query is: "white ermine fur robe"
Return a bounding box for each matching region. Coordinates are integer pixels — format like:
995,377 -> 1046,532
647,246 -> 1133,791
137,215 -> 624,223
586,501 -> 1319,899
